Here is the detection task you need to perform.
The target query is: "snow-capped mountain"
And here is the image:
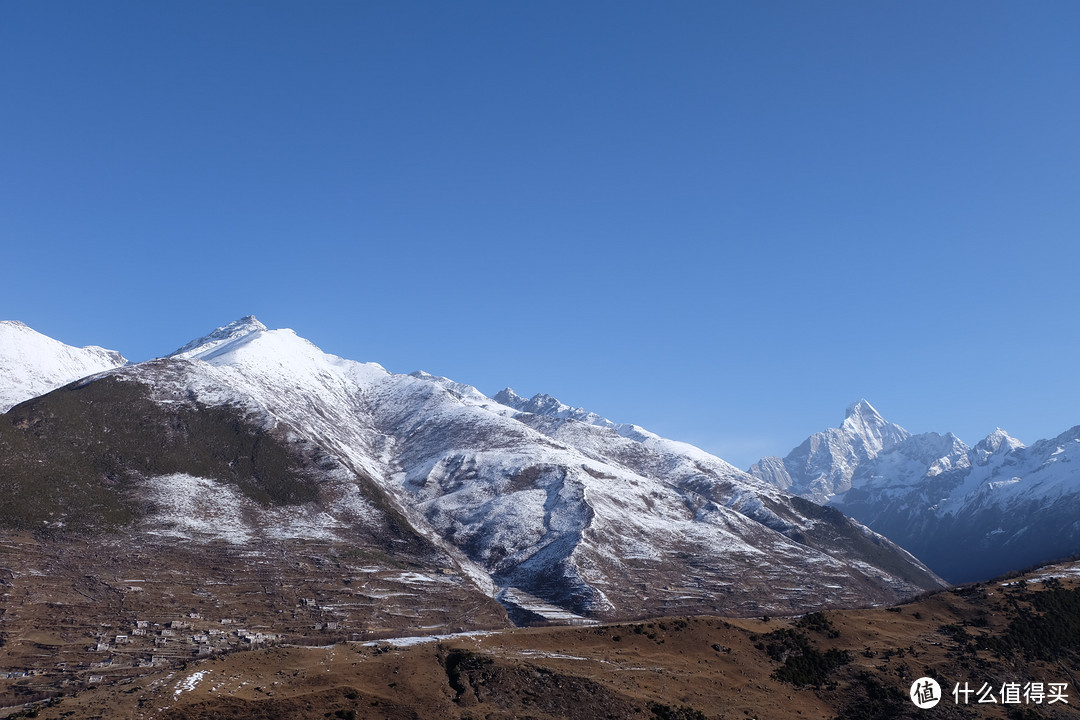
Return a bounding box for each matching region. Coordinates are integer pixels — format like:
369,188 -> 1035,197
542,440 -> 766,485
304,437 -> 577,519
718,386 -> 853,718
0,319 -> 943,632
752,403 -> 1080,583
0,320 -> 126,412
749,400 -> 909,503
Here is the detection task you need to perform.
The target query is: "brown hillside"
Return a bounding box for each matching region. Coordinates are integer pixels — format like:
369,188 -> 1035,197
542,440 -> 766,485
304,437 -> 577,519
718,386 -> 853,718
6,561 -> 1080,720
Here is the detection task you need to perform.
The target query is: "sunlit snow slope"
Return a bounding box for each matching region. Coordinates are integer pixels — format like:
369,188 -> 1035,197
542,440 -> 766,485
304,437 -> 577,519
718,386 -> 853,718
0,320 -> 126,412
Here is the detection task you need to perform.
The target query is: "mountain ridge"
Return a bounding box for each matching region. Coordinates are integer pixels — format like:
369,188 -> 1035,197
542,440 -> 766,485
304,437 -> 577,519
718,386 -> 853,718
0,318 -> 943,626
749,398 -> 910,503
751,401 -> 1080,582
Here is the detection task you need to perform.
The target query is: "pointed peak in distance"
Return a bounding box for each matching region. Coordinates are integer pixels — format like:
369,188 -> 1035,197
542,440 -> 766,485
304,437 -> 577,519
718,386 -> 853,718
841,398 -> 909,442
975,427 -> 1025,454
844,398 -> 883,422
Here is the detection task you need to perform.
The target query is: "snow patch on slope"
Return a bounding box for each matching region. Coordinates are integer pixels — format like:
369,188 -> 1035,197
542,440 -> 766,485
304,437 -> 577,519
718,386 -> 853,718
142,473 -> 368,544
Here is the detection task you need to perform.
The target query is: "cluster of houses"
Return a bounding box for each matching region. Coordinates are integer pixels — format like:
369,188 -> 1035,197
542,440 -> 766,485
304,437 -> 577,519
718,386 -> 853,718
79,613 -> 283,677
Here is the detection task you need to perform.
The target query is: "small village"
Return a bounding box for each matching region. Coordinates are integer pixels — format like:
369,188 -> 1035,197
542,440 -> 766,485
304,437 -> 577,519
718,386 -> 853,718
3,607 -> 292,693
0,534 -> 509,710
79,613 -> 283,683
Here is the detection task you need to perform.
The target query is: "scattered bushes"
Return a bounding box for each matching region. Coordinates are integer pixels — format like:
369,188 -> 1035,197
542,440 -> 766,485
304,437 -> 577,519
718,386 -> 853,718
838,672 -> 908,720
980,584 -> 1080,661
755,628 -> 852,687
795,611 -> 840,638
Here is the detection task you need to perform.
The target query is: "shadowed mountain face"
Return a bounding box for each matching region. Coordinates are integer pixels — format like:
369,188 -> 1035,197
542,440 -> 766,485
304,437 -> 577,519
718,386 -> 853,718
752,402 -> 1080,583
0,319 -> 943,656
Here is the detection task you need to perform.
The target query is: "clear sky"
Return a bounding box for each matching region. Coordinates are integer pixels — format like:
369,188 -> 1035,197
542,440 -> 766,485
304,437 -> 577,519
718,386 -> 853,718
3,2 -> 1078,469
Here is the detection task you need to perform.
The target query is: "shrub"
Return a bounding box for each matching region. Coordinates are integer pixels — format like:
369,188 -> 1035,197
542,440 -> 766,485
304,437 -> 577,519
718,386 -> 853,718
757,628 -> 852,687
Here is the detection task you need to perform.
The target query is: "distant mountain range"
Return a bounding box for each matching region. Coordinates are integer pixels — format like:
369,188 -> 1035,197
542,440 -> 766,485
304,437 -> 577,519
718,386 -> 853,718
750,400 -> 1080,583
0,317 -> 941,632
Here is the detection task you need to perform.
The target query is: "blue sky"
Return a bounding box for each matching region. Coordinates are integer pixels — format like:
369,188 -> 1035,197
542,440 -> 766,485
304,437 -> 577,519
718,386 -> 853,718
3,2 -> 1078,468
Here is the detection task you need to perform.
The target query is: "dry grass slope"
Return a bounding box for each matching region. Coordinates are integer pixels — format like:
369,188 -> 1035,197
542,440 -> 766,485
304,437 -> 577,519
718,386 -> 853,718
6,561 -> 1080,720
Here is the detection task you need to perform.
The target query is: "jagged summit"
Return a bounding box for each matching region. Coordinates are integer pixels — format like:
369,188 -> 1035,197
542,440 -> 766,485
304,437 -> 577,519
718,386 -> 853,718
495,387 -> 617,430
749,400 -> 909,503
495,388 -> 568,414
975,427 -> 1024,454
236,314 -> 266,330
841,399 -> 907,448
501,390 -> 570,416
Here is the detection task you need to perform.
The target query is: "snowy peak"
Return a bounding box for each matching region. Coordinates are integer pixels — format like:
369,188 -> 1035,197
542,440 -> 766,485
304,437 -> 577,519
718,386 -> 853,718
0,321 -> 126,367
750,400 -> 909,502
167,316 -> 391,383
169,315 -> 268,360
832,420 -> 1080,583
773,405 -> 1080,584
840,399 -> 910,454
844,398 -> 882,422
973,428 -> 1024,460
0,321 -> 127,412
